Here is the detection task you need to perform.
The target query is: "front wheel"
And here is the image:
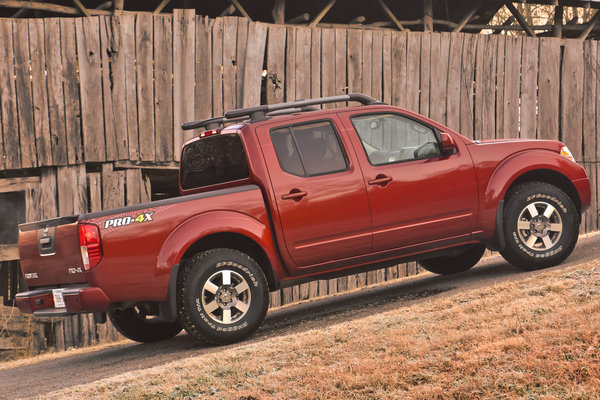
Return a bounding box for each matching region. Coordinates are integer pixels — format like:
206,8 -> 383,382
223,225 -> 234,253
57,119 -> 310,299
500,182 -> 579,270
177,248 -> 269,345
108,305 -> 183,343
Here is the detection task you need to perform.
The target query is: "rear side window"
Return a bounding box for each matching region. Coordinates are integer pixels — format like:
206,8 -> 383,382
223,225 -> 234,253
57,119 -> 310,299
180,133 -> 249,190
270,121 -> 348,177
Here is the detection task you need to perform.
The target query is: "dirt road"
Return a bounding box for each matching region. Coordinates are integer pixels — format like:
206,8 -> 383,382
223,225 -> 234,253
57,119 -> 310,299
2,233 -> 599,399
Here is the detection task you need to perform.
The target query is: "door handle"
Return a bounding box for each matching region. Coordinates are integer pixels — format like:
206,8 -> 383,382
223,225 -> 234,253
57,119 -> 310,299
282,189 -> 307,201
368,174 -> 392,186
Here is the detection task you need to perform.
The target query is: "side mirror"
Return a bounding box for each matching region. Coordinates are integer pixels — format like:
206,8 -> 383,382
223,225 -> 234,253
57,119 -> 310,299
439,132 -> 456,154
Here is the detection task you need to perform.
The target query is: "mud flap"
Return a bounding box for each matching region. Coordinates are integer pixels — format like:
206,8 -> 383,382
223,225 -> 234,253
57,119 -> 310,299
159,264 -> 179,323
489,200 -> 506,251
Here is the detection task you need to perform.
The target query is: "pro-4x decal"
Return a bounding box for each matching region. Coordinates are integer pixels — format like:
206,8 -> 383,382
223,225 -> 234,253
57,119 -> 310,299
104,212 -> 154,229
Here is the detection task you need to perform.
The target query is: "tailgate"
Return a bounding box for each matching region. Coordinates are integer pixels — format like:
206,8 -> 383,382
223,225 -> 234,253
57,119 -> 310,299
18,216 -> 87,288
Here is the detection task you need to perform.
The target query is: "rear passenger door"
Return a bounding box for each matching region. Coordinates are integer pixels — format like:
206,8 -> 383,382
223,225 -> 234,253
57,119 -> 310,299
256,118 -> 372,270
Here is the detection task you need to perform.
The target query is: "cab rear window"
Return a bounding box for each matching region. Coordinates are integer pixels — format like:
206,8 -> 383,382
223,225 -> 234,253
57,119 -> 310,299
179,133 -> 249,190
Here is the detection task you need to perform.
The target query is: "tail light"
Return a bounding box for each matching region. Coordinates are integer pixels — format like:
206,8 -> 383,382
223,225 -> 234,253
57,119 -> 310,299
79,224 -> 103,270
199,129 -> 220,137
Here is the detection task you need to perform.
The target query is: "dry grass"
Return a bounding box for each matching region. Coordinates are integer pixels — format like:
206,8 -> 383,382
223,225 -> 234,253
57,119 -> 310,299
38,261 -> 600,399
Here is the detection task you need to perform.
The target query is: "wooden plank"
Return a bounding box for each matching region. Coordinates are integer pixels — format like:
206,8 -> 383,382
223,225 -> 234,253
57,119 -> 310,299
153,14 -> 173,162
195,16 -> 213,120
0,263 -> 9,304
418,32 -> 431,118
318,279 -> 328,297
211,18 -> 224,117
141,174 -> 151,203
503,36 -> 521,139
310,28 -> 321,99
87,173 -> 102,212
281,287 -> 293,305
520,37 -> 539,139
100,16 -> 129,161
347,29 -> 362,99
285,26 -> 296,101
320,28 -> 335,107
0,245 -> 19,261
266,24 -> 286,105
242,22 -> 267,107
125,168 -> 142,205
221,17 -> 237,112
371,30 -> 383,102
43,19 -> 68,166
40,168 -> 58,219
582,40 -> 597,163
101,164 -> 125,209
76,17 -> 106,162
495,35 -> 506,140
430,33 -> 450,124
135,13 -> 155,162
391,31 -> 406,107
57,165 -> 87,216
173,9 -> 195,157
357,272 -> 367,289
235,17 -> 249,108
119,14 -> 138,162
334,29 -> 347,99
459,34 -> 476,139
300,283 -> 310,300
560,39 -> 584,162
537,38 -> 561,141
405,32 -> 420,113
446,33 -> 463,131
328,278 -> 337,297
382,31 -> 392,105
474,34 -> 496,141
60,18 -> 83,165
0,20 -> 20,170
25,182 -> 41,222
13,19 -> 36,168
0,176 -> 39,193
269,291 -> 281,308
361,30 -> 372,98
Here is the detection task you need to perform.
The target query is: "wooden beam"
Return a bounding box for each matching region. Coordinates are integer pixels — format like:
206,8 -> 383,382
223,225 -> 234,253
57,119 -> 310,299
0,245 -> 19,262
492,15 -> 515,34
579,9 -> 600,39
505,1 -> 537,37
452,0 -> 483,32
0,0 -> 112,15
348,16 -> 365,24
219,3 -> 235,17
231,0 -> 251,20
153,0 -> 170,14
272,0 -> 285,24
0,177 -> 40,193
96,1 -> 112,10
308,0 -> 336,28
113,0 -> 123,10
423,0 -> 433,32
71,0 -> 90,17
377,0 -> 406,31
287,13 -> 309,24
554,5 -> 563,37
113,160 -> 179,170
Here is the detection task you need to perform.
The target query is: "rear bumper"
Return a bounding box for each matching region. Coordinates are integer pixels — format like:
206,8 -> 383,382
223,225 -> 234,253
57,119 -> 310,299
16,286 -> 110,316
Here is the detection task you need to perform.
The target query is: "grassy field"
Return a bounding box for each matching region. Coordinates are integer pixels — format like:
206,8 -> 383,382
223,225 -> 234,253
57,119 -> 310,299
41,261 -> 600,400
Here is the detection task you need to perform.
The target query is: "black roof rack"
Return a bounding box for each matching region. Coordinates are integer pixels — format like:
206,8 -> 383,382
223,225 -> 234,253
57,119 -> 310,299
181,93 -> 385,131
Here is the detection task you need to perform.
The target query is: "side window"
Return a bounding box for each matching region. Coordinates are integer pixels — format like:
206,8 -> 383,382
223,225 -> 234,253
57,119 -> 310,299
351,114 -> 441,165
270,121 -> 348,176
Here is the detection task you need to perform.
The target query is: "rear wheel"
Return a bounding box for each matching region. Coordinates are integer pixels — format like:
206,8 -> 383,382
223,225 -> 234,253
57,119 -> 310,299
418,244 -> 485,275
108,305 -> 182,343
177,248 -> 269,345
500,182 -> 579,270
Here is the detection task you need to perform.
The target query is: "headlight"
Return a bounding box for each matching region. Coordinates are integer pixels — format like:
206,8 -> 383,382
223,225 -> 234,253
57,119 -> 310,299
560,146 -> 576,163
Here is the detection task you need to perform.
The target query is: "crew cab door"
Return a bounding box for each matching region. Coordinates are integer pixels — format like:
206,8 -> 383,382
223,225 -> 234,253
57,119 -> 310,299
256,117 -> 372,269
339,111 -> 479,252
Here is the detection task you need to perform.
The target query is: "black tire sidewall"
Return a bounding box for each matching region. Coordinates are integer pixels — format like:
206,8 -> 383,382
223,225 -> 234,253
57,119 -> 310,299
502,183 -> 578,269
179,249 -> 268,344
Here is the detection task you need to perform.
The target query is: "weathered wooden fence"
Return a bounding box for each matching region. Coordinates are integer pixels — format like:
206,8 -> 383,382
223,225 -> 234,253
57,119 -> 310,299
0,11 -> 599,355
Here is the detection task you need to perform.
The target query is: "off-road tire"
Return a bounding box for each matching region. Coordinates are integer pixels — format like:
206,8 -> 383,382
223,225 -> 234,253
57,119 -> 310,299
108,307 -> 183,343
177,248 -> 269,345
500,182 -> 579,270
418,244 -> 485,275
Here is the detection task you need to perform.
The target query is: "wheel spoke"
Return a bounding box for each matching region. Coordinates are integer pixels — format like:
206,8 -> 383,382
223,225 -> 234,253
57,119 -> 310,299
204,301 -> 219,313
517,220 -> 530,230
234,301 -> 249,313
526,204 -> 539,217
542,204 -> 556,218
221,270 -> 231,285
525,234 -> 538,248
204,281 -> 219,294
222,309 -> 232,324
549,223 -> 562,232
234,281 -> 249,295
542,235 -> 554,249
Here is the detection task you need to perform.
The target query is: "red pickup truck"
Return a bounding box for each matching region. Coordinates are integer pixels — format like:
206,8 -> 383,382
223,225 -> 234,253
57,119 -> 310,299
16,94 -> 591,345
